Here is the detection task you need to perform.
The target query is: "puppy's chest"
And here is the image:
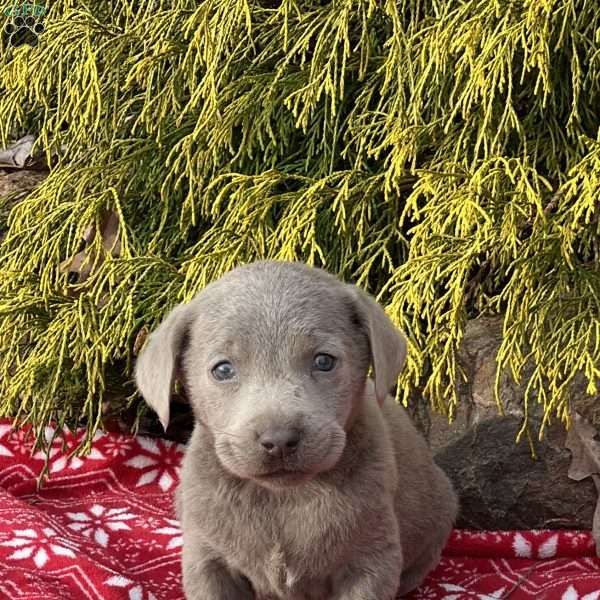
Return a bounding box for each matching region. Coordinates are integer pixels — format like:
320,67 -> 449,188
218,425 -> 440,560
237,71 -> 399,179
223,499 -> 344,599
252,541 -> 333,600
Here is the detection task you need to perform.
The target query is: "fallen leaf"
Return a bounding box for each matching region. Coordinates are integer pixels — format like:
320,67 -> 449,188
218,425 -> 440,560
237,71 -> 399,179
133,327 -> 149,357
565,411 -> 600,556
0,135 -> 35,168
60,209 -> 122,287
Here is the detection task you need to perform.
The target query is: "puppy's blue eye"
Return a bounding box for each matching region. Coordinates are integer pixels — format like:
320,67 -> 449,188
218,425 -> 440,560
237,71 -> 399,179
313,353 -> 336,372
212,361 -> 236,381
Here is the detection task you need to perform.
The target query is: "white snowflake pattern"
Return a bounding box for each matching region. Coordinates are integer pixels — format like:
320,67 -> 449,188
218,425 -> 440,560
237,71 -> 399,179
105,575 -> 158,600
413,584 -> 439,599
512,532 -> 558,558
561,585 -> 600,600
439,583 -> 507,600
0,527 -> 77,568
439,559 -> 462,575
123,436 -> 183,492
162,569 -> 182,589
65,504 -> 136,548
32,427 -> 105,473
137,515 -> 164,530
155,518 -> 183,550
566,531 -> 593,549
3,426 -> 38,457
97,433 -> 133,457
458,566 -> 480,579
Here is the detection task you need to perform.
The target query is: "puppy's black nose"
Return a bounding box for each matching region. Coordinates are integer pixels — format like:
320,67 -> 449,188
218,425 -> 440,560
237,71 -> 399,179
258,427 -> 301,457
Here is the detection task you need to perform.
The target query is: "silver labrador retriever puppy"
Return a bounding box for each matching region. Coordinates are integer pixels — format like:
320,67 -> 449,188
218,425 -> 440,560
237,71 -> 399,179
135,260 -> 458,600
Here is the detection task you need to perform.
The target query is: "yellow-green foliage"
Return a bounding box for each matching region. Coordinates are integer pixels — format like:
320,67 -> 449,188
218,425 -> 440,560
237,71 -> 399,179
0,0 -> 599,452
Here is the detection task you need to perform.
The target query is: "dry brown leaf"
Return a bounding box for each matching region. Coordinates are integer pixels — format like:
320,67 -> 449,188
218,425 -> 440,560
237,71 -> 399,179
133,326 -> 149,357
100,210 -> 121,257
60,209 -> 122,288
565,411 -> 600,556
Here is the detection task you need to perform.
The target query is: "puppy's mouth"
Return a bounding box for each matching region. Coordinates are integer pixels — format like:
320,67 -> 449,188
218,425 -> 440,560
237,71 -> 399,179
260,468 -> 301,478
217,427 -> 346,485
253,467 -> 309,484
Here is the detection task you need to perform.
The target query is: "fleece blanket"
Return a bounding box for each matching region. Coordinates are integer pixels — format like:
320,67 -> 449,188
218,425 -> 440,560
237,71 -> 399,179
0,421 -> 598,600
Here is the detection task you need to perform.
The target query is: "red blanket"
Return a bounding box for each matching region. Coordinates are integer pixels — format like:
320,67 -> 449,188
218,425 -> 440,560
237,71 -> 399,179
0,421 -> 598,599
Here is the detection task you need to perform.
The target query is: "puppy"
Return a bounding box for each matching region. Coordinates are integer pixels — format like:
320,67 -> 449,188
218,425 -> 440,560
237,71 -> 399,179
135,260 -> 458,599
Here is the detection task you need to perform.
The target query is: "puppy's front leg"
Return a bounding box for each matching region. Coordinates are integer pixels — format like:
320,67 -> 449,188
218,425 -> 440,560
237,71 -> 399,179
182,544 -> 254,600
333,542 -> 403,600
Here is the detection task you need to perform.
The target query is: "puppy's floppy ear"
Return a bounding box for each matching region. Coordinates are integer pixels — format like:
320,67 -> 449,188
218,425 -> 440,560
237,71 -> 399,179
346,284 -> 407,406
134,302 -> 194,431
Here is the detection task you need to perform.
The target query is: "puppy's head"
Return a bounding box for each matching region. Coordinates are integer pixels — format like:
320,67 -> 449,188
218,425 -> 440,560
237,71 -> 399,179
135,261 -> 406,489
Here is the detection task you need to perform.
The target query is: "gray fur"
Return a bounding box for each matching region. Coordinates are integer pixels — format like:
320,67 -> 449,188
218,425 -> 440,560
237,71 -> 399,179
135,260 -> 458,599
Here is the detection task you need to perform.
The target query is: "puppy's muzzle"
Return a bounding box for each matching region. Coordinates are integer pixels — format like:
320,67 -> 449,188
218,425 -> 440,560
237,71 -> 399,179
257,426 -> 302,458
